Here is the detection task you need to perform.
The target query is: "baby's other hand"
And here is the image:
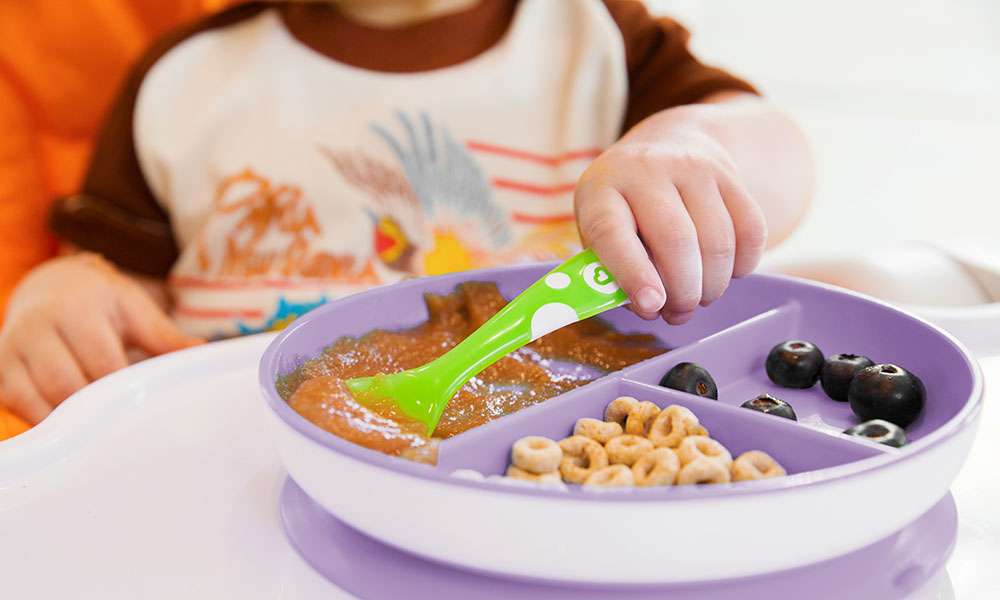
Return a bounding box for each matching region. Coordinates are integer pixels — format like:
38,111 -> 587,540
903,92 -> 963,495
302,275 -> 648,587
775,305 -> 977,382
0,253 -> 203,424
574,106 -> 768,325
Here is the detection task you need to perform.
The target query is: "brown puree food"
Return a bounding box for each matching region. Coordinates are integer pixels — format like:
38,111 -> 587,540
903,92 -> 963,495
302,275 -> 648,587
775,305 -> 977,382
277,281 -> 668,464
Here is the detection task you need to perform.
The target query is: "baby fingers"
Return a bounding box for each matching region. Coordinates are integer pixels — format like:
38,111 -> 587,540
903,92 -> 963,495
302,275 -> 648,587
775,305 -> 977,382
575,186 -> 665,319
675,179 -> 736,308
629,185 -> 704,323
57,312 -> 130,382
0,359 -> 51,425
718,178 -> 768,279
21,331 -> 89,408
575,140 -> 766,326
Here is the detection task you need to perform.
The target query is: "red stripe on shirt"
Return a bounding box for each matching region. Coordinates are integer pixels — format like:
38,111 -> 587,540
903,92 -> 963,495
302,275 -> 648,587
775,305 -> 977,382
173,304 -> 264,319
510,213 -> 575,224
467,141 -> 602,166
492,179 -> 577,195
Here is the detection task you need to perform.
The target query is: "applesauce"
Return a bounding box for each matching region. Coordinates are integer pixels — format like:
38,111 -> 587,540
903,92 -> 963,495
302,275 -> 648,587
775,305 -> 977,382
277,281 -> 667,463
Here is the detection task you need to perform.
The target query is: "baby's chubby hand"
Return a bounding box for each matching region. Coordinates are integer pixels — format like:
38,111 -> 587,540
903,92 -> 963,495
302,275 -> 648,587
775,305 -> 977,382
574,105 -> 768,325
0,253 -> 203,424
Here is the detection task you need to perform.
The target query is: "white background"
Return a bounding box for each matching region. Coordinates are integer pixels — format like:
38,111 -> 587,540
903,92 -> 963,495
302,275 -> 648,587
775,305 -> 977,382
647,0 -> 1000,262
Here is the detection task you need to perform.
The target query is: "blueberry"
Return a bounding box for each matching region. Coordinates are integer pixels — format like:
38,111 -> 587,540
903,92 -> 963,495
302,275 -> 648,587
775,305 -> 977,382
843,419 -> 907,448
765,340 -> 824,389
659,362 -> 718,400
848,364 -> 925,429
820,353 -> 876,402
740,394 -> 797,420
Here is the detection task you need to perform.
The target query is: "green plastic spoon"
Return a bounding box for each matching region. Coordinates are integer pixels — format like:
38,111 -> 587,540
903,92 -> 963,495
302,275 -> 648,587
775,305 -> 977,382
344,248 -> 630,435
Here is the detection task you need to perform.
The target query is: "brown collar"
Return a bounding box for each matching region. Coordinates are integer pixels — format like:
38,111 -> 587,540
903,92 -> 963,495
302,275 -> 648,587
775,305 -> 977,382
279,0 -> 518,73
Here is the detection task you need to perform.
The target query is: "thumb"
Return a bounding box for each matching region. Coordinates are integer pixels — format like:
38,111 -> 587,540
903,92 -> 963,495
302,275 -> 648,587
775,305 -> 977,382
116,284 -> 205,356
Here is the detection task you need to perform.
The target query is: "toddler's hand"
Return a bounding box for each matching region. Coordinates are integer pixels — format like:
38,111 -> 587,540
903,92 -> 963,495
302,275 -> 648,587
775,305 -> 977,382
0,253 -> 203,424
575,106 -> 768,324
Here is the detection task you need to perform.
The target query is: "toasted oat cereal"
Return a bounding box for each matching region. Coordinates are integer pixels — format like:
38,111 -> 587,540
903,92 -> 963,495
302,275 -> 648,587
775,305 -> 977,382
503,392 -> 784,489
605,434 -> 654,466
511,436 -> 562,474
648,404 -> 702,448
676,457 -> 731,485
625,401 -> 661,437
558,435 -> 609,484
676,435 -> 733,470
583,464 -> 635,487
732,450 -> 786,481
632,447 -> 681,486
573,418 -> 623,444
604,396 -> 640,428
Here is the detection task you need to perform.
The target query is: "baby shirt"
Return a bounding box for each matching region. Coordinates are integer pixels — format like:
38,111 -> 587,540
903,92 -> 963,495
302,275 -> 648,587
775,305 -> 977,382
51,0 -> 755,338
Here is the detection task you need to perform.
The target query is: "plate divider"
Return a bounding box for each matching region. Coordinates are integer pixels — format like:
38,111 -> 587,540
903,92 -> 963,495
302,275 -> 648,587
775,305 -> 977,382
619,301 -> 804,386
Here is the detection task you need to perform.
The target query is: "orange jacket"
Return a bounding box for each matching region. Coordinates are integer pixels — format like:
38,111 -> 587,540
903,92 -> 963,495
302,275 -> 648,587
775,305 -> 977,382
0,0 -> 237,439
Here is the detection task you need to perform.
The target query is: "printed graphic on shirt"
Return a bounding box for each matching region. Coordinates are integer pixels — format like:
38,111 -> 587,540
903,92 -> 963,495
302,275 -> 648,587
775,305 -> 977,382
175,110 -> 592,338
369,111 -> 511,276
194,168 -> 379,283
317,147 -> 423,273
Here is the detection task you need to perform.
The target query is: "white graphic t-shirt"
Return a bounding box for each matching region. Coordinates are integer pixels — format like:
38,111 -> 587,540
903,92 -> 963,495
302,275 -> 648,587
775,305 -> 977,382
51,0 -> 756,338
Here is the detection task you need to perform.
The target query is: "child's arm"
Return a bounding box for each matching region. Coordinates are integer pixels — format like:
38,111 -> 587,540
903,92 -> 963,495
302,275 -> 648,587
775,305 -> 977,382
575,90 -> 813,324
0,252 -> 202,424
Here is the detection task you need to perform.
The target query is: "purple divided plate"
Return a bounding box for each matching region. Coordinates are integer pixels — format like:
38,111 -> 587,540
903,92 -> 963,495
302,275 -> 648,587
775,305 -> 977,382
259,265 -> 983,585
279,478 -> 957,600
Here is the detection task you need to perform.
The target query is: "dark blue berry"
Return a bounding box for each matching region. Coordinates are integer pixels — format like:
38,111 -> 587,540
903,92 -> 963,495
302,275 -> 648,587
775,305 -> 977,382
740,394 -> 797,420
765,340 -> 824,389
659,362 -> 718,400
848,364 -> 925,429
844,419 -> 907,447
820,353 -> 876,402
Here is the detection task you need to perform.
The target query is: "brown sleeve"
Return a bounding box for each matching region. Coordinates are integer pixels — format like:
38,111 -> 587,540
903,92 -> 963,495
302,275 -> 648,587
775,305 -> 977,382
49,2 -> 274,277
601,0 -> 759,133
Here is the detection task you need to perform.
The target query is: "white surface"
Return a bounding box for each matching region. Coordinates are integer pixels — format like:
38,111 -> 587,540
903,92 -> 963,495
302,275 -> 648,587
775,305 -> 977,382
0,333 -> 995,598
0,335 -> 340,599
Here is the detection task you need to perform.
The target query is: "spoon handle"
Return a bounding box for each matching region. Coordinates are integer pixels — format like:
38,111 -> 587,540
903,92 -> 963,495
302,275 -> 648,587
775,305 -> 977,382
424,247 -> 629,402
